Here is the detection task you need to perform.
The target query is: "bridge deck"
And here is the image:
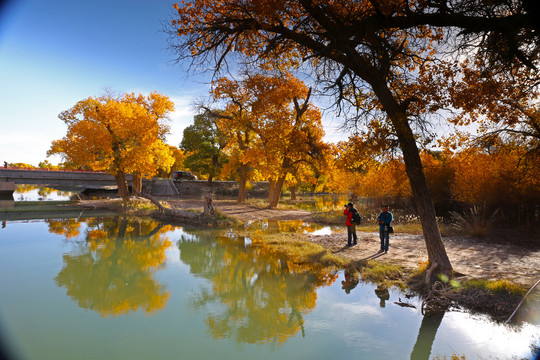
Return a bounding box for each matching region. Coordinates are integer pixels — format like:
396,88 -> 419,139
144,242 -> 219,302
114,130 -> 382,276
0,168 -> 131,186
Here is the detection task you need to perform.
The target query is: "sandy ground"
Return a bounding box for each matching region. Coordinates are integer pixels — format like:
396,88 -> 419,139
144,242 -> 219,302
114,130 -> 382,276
167,199 -> 540,288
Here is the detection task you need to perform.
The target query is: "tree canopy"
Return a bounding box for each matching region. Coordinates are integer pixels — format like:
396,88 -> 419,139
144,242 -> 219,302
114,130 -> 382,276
167,0 -> 456,275
48,92 -> 175,197
167,0 -> 540,277
206,72 -> 329,207
180,113 -> 227,183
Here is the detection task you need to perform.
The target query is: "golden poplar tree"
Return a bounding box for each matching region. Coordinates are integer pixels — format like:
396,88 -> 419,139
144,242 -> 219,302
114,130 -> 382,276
210,73 -> 329,207
48,92 -> 175,197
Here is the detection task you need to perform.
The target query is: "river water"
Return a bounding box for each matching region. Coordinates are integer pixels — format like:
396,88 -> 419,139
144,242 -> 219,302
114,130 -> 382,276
0,188 -> 539,359
0,215 -> 538,360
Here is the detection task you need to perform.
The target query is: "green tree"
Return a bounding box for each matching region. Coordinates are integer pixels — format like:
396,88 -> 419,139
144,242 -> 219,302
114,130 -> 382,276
180,113 -> 227,183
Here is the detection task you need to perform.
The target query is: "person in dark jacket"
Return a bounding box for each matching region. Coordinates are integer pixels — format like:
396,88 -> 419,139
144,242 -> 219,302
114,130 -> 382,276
343,202 -> 358,246
377,204 -> 393,254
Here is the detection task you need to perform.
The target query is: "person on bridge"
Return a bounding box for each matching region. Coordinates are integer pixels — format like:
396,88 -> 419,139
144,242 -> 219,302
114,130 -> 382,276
3,161 -> 7,169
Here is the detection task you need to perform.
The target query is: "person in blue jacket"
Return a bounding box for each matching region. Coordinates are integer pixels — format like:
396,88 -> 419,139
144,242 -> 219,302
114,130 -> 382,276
377,204 -> 393,254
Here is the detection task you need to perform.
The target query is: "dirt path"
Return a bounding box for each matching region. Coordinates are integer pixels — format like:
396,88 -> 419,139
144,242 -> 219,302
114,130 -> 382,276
168,199 -> 540,288
304,232 -> 540,288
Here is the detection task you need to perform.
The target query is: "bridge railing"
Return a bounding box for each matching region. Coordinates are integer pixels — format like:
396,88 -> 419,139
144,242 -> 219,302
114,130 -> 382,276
0,167 -> 106,174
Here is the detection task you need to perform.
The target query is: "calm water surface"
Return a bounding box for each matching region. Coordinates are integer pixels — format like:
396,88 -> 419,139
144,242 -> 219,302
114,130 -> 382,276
12,185 -> 76,201
0,217 -> 538,360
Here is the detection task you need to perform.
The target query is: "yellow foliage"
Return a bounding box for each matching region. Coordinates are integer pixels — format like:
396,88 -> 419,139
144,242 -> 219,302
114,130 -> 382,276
54,217 -> 174,317
48,92 -> 175,191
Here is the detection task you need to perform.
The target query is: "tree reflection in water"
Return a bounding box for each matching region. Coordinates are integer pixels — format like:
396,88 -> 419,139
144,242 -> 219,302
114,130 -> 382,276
178,230 -> 338,345
47,219 -> 82,238
53,217 -> 173,317
410,311 -> 445,360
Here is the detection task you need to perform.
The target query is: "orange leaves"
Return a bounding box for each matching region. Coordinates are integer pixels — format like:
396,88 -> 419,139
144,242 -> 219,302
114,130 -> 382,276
447,57 -> 540,131
450,146 -> 535,208
209,73 -> 329,205
49,92 -> 175,180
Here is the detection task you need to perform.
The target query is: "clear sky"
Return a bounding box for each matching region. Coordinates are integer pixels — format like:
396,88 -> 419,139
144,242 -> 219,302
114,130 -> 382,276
0,0 -> 347,166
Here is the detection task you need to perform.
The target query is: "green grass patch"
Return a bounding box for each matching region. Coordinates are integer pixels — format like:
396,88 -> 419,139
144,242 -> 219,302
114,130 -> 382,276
358,261 -> 408,290
456,278 -> 526,296
253,233 -> 346,269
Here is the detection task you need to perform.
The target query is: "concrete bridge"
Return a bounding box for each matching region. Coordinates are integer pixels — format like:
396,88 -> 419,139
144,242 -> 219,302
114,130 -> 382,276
0,168 -> 128,186
0,168 -> 169,197
0,168 -> 269,197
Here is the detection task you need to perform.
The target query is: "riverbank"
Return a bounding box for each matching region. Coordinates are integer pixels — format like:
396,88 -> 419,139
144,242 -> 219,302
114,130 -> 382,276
165,198 -> 539,320
68,197 -> 539,321
164,199 -> 539,286
75,197 -> 540,286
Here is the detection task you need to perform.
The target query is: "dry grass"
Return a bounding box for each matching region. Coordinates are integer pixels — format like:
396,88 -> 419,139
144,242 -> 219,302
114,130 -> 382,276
450,205 -> 500,238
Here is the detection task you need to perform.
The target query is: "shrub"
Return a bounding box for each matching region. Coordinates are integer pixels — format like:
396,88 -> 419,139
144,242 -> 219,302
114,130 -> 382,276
449,205 -> 500,238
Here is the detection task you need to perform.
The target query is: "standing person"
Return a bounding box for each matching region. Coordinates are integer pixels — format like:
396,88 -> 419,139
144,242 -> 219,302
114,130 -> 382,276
377,204 -> 393,254
343,202 -> 358,246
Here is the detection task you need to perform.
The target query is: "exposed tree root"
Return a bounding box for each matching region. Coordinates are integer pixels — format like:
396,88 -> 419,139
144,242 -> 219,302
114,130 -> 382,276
136,191 -> 218,225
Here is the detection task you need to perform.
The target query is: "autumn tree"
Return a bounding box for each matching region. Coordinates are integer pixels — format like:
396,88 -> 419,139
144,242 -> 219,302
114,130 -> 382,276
48,92 -> 175,197
447,58 -> 540,159
161,145 -> 186,177
449,140 -> 540,226
167,0 -> 457,276
207,76 -> 260,202
207,72 -> 329,206
246,74 -> 328,208
38,160 -> 56,169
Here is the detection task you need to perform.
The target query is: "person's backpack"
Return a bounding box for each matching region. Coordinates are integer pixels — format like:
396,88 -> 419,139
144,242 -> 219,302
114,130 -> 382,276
351,209 -> 362,224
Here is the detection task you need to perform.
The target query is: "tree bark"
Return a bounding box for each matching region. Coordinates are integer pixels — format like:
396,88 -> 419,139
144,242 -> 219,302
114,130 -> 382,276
268,179 -> 276,204
290,185 -> 297,200
268,176 -> 286,208
136,191 -> 199,219
237,163 -> 249,203
371,78 -> 452,276
131,173 -> 143,195
114,172 -> 130,198
203,193 -> 215,216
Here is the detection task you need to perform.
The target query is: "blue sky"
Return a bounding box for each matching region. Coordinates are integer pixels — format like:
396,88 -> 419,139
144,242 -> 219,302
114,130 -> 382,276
0,0 -> 206,165
0,0 -> 347,166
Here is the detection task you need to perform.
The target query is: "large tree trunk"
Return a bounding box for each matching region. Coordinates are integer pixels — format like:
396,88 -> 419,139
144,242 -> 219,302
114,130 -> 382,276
268,179 -> 276,203
237,163 -> 249,203
290,184 -> 297,200
372,79 -> 452,277
114,172 -> 130,198
131,173 -> 143,195
268,176 -> 286,208
268,157 -> 293,208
